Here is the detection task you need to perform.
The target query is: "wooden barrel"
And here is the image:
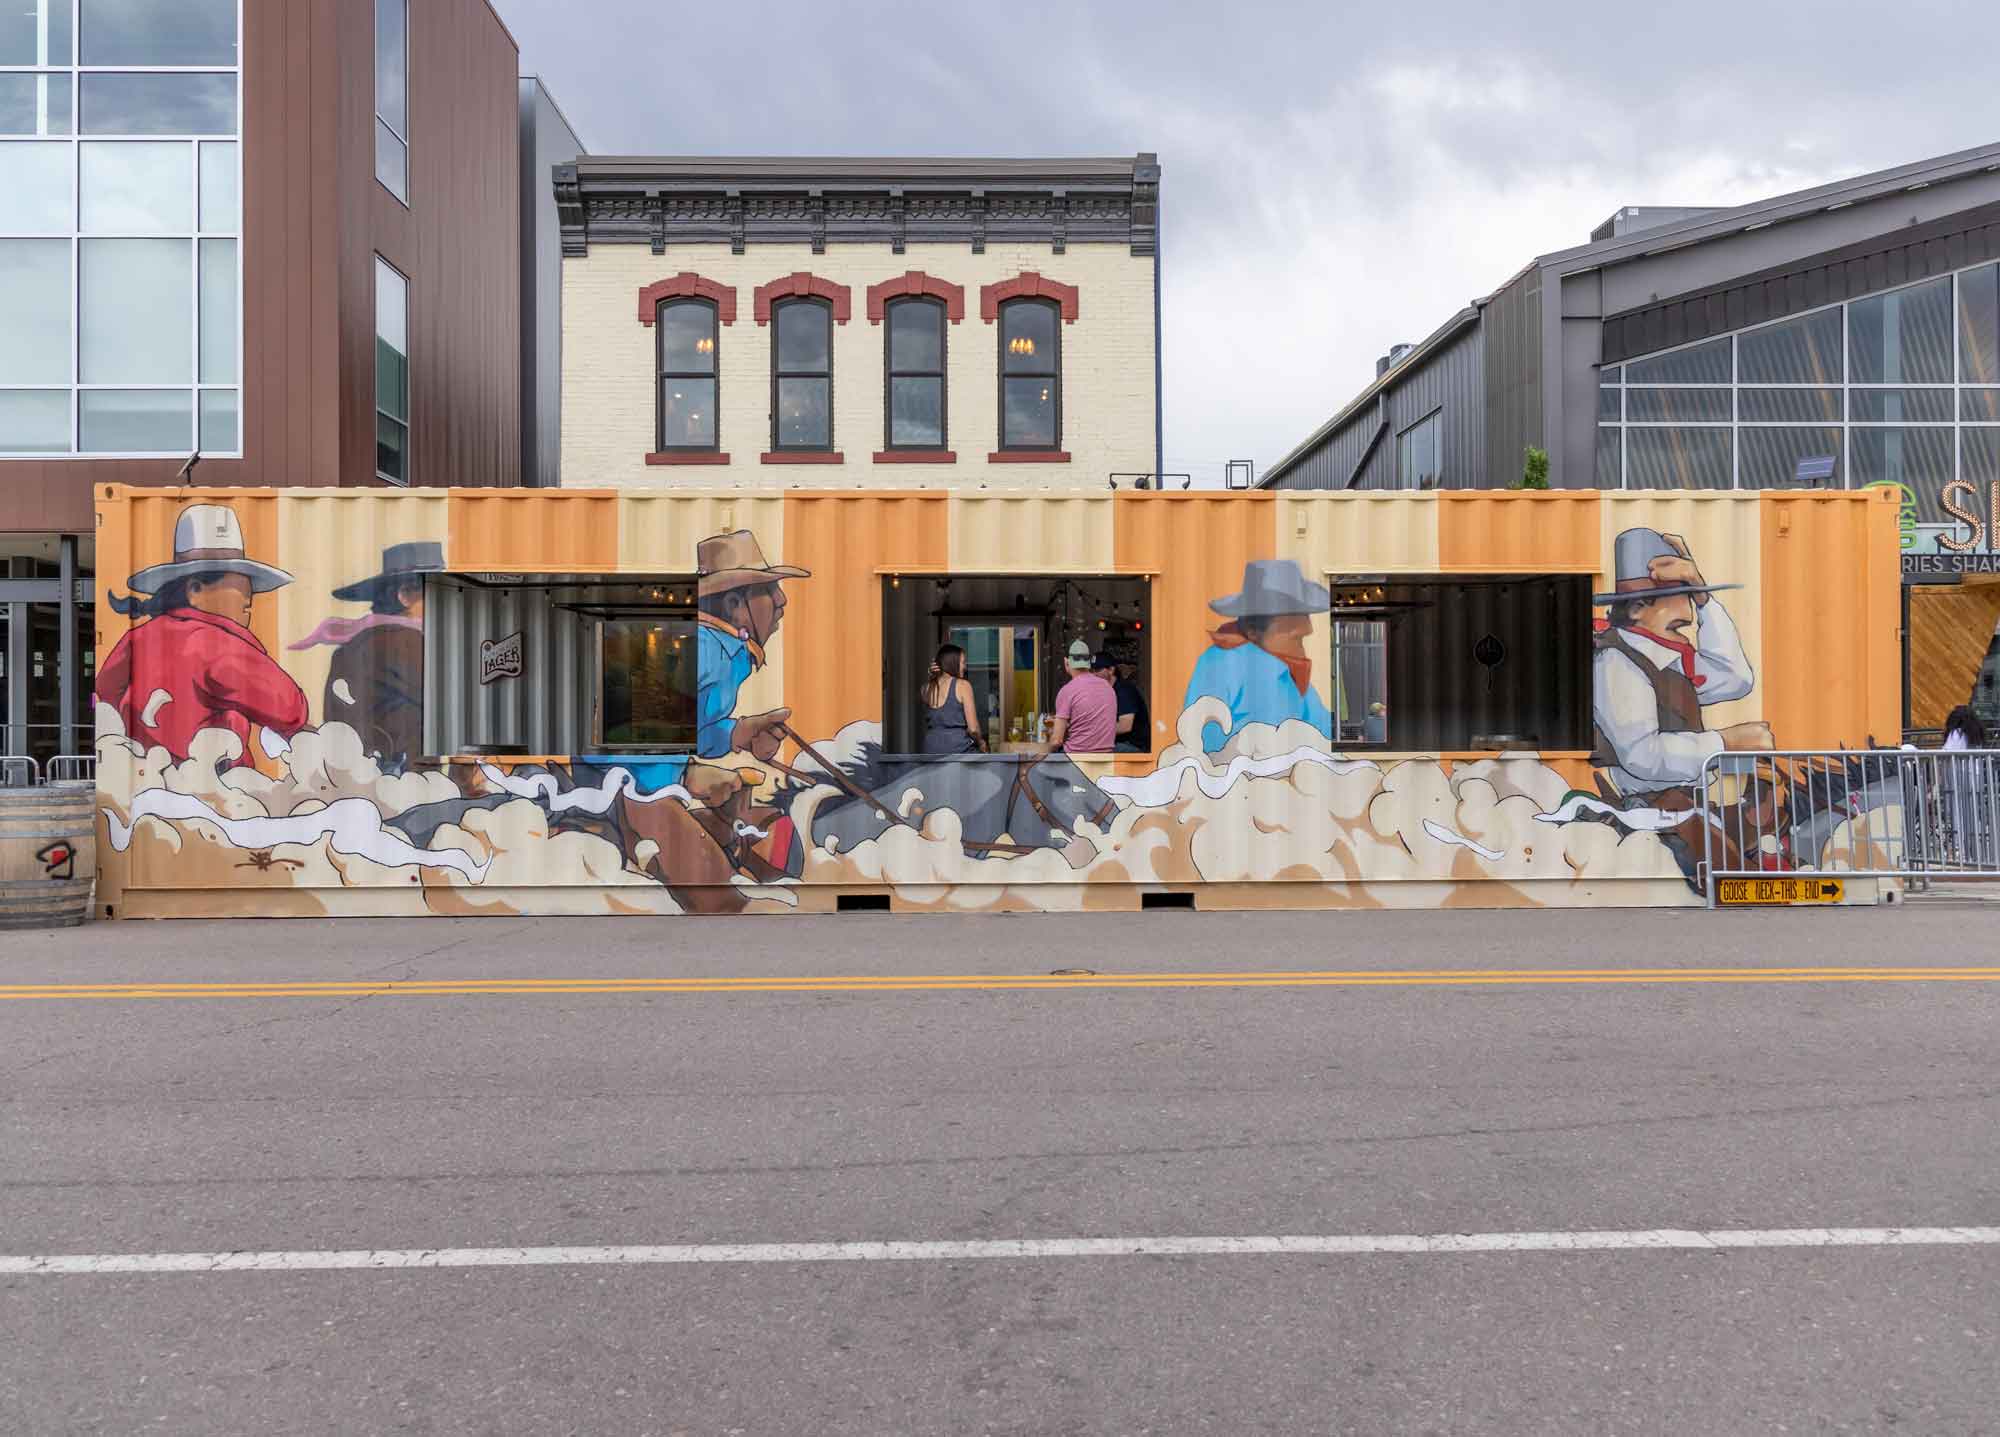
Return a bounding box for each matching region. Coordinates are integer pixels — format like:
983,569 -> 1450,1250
0,785 -> 97,929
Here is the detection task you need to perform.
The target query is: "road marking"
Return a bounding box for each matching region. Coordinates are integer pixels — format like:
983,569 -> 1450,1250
0,966 -> 1998,1002
5,1228 -> 1999,1275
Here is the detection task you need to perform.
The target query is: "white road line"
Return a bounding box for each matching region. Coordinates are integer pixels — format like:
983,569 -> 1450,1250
4,1228 -> 1999,1275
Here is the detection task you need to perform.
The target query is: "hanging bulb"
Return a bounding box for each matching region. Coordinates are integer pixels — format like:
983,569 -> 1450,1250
891,574 -> 901,589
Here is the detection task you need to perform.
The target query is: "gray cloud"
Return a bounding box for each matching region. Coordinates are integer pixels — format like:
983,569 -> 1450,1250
498,0 -> 2000,483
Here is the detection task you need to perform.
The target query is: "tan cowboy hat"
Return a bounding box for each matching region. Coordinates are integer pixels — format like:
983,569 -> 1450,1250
128,504 -> 293,594
696,529 -> 810,595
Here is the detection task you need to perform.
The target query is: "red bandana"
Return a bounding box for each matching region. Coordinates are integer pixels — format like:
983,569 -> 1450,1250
1209,622 -> 1313,695
1596,617 -> 1705,687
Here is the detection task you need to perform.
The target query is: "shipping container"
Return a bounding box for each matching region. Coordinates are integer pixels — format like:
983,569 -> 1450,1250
92,483 -> 1901,917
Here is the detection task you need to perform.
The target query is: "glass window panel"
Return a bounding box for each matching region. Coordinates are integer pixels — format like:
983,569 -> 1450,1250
1397,414 -> 1439,488
0,7 -> 34,63
1848,277 -> 1952,385
80,388 -> 190,453
1624,387 -> 1732,422
1962,264 -> 2000,386
1597,385 -> 1620,420
49,0 -> 71,64
1002,376 -> 1057,448
1625,337 -> 1729,385
374,0 -> 407,137
600,618 -> 698,748
0,75 -> 34,134
44,73 -> 71,136
1962,389 -> 2000,424
199,238 -> 235,383
1737,427 -> 1844,489
81,0 -> 236,65
775,375 -> 829,447
81,141 -> 192,232
1596,426 -> 1622,487
1624,427 -> 1733,489
82,73 -> 236,136
888,300 -> 943,371
1737,308 -> 1843,384
198,388 -> 237,453
199,142 -> 237,232
0,240 -> 70,384
0,390 -> 70,453
1850,427 -> 1956,520
0,141 -> 75,232
658,377 -> 715,448
1848,388 -> 1954,424
80,237 -> 191,384
373,118 -> 405,202
1600,365 -> 1622,383
375,413 -> 406,483
658,301 -> 714,374
374,257 -> 406,354
1965,429 -> 2000,487
1737,387 -> 1842,423
774,301 -> 829,372
1001,301 -> 1058,373
889,377 -> 942,447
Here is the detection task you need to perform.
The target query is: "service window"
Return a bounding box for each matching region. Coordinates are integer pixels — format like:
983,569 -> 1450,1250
598,615 -> 697,748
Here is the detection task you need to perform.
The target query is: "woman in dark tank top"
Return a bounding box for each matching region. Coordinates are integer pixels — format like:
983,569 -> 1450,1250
922,644 -> 985,755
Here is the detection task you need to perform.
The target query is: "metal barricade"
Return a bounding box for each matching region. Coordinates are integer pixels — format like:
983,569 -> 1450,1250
0,755 -> 39,789
1697,747 -> 2000,907
45,754 -> 96,785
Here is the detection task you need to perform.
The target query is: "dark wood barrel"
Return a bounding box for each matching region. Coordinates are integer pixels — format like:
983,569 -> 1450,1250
0,785 -> 97,929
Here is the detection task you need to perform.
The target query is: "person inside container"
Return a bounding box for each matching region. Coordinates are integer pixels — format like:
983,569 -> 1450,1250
1094,648 -> 1150,753
921,643 -> 985,755
98,503 -> 309,769
1184,560 -> 1334,754
1046,639 -> 1117,755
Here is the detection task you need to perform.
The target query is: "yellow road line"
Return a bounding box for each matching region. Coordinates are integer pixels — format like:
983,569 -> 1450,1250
1,968 -> 1999,1001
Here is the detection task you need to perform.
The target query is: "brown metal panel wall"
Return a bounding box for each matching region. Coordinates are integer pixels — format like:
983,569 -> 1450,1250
345,0 -> 521,492
1482,267 -> 1543,488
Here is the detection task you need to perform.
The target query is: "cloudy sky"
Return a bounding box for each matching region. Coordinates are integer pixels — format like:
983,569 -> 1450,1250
495,0 -> 1999,485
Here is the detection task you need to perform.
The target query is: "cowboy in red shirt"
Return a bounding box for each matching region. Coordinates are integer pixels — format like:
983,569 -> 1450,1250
96,504 -> 309,768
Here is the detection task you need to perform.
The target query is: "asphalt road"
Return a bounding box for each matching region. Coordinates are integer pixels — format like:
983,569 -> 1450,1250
2,907 -> 1998,1434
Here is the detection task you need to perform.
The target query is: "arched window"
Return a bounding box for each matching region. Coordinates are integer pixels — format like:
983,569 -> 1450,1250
999,297 -> 1060,451
772,297 -> 833,451
656,298 -> 717,451
885,296 -> 946,450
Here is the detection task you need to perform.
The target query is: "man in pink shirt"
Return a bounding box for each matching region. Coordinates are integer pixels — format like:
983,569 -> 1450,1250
1047,640 -> 1118,754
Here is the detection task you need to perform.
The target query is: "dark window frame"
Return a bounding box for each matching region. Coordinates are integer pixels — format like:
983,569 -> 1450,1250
998,297 -> 1061,452
1395,408 -> 1442,489
374,253 -> 409,485
771,294 -> 834,453
882,295 -> 948,451
655,296 -> 719,453
373,0 -> 408,205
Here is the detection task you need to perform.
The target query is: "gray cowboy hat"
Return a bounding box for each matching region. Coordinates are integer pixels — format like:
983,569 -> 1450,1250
1208,559 -> 1331,619
1592,527 -> 1741,606
332,541 -> 444,604
128,504 -> 293,595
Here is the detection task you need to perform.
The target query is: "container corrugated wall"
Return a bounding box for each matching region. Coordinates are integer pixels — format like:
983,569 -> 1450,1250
1439,491 -> 1601,572
451,490 -> 619,572
618,492 -> 786,573
1277,492 -> 1440,575
423,581 -> 591,755
949,493 -> 1115,573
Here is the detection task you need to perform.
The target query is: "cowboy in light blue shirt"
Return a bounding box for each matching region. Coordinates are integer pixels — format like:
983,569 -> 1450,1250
1184,559 -> 1334,754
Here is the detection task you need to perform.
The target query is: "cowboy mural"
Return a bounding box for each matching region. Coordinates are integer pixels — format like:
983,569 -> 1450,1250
97,503 -> 309,769
289,541 -> 440,765
1184,559 -> 1335,754
1592,528 -> 1771,797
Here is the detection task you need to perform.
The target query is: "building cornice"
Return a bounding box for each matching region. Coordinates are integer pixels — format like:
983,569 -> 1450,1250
556,154 -> 1159,259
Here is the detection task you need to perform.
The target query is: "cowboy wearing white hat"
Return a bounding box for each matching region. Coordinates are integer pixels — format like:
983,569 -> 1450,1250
1592,527 -> 1770,797
1183,558 -> 1334,754
97,504 -> 308,768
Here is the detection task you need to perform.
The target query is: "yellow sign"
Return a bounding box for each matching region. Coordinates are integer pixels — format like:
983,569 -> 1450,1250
1717,877 -> 1845,905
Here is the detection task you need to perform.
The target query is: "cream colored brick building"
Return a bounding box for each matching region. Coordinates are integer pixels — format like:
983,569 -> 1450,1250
554,157 -> 1160,492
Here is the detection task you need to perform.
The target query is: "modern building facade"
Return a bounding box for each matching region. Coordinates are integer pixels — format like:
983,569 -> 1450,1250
1263,141 -> 2000,732
555,155 -> 1162,492
1,0 -> 530,766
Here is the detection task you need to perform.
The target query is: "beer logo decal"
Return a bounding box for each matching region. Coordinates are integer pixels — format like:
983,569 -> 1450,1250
479,631 -> 524,686
36,841 -> 74,881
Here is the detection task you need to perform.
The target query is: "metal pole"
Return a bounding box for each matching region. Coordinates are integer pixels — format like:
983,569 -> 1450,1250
4,595 -> 25,759
58,533 -> 76,757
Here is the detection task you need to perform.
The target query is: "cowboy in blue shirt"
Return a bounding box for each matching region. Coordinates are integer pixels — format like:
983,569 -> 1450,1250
1184,559 -> 1334,754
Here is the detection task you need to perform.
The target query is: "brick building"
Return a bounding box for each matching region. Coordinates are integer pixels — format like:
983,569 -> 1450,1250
554,156 -> 1162,491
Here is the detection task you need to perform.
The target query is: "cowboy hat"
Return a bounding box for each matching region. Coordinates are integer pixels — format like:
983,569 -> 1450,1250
696,529 -> 810,595
332,541 -> 443,605
1208,559 -> 1330,619
127,504 -> 293,595
1593,527 -> 1741,606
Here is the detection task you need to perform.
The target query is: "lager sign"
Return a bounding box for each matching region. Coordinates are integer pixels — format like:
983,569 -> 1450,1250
1717,876 -> 1845,905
